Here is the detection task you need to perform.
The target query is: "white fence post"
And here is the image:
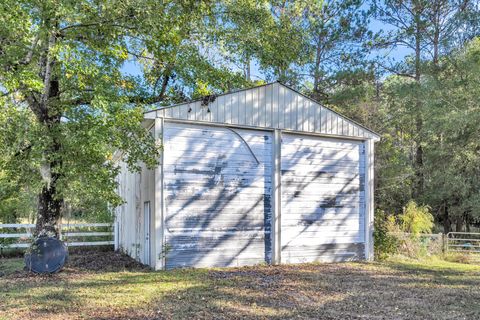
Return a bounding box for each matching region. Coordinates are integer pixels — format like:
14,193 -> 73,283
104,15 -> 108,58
114,220 -> 119,251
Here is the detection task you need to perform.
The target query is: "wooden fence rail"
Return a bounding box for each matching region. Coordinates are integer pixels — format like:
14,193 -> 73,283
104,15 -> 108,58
0,223 -> 114,249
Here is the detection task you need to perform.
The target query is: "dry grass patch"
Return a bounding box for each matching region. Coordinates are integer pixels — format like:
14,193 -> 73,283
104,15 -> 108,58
1,252 -> 479,319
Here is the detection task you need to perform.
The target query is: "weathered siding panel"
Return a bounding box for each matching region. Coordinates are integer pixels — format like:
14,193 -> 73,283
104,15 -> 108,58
280,133 -> 366,263
162,122 -> 273,268
115,159 -> 155,265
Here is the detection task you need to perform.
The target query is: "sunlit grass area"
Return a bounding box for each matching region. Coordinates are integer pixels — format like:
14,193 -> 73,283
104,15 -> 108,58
1,252 -> 479,319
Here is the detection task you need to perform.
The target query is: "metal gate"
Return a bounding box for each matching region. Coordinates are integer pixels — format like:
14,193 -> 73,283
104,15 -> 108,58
446,232 -> 480,254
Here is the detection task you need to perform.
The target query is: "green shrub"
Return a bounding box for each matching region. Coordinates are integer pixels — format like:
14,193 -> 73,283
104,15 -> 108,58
399,201 -> 434,235
395,201 -> 435,258
374,210 -> 399,260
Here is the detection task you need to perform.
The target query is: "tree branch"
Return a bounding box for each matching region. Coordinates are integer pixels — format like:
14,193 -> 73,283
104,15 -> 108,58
23,32 -> 40,65
25,92 -> 43,120
59,15 -> 135,33
1,90 -> 15,98
376,61 -> 415,79
40,31 -> 57,107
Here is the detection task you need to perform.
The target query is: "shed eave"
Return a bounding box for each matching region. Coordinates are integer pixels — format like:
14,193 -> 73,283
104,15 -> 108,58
157,117 -> 376,142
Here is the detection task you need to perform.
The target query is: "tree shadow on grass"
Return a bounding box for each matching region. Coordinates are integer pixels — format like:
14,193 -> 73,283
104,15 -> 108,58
2,260 -> 479,320
150,262 -> 480,320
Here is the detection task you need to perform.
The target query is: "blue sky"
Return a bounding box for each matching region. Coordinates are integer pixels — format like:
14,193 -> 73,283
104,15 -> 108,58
121,16 -> 412,82
369,18 -> 412,60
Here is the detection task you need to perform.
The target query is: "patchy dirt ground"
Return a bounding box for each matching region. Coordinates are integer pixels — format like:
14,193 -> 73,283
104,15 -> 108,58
1,251 -> 479,320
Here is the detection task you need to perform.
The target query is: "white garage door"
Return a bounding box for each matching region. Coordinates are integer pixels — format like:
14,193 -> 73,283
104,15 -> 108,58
281,134 -> 366,263
163,122 -> 272,268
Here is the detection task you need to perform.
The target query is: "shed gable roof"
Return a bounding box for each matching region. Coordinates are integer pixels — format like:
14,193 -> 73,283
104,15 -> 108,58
144,82 -> 380,140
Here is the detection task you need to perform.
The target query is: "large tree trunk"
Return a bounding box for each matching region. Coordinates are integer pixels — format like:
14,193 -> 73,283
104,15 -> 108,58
465,214 -> 471,232
455,216 -> 463,232
313,34 -> 322,93
33,75 -> 64,238
244,56 -> 251,81
412,9 -> 424,200
36,176 -> 62,238
28,23 -> 65,238
431,1 -> 440,68
443,202 -> 451,233
35,121 -> 63,238
413,118 -> 424,199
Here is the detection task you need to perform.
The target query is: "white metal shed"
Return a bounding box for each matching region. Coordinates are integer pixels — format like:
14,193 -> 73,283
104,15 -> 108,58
115,82 -> 380,270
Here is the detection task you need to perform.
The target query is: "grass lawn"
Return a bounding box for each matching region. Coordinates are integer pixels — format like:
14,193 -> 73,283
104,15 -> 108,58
1,252 -> 479,320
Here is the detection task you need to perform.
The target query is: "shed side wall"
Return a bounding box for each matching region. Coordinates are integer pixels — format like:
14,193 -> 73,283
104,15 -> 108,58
116,138 -> 155,265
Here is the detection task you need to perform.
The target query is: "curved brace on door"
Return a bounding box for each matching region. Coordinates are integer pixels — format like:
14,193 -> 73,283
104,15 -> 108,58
226,128 -> 260,165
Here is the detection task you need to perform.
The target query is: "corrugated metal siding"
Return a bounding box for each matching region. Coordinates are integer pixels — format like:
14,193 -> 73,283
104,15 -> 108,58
162,122 -> 273,268
148,82 -> 378,140
116,161 -> 137,258
115,155 -> 155,265
280,133 -> 366,263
